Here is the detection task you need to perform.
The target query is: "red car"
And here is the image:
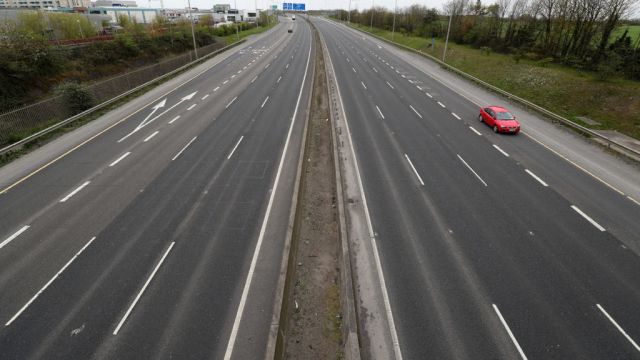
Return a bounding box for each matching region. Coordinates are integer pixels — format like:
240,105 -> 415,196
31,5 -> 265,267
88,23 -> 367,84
479,106 -> 520,134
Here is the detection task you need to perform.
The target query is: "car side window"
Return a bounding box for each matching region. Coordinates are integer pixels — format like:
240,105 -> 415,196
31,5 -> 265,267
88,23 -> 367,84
484,108 -> 493,117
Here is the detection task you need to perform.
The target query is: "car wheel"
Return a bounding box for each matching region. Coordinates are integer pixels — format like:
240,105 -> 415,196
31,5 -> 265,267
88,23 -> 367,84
493,125 -> 498,133
478,115 -> 483,122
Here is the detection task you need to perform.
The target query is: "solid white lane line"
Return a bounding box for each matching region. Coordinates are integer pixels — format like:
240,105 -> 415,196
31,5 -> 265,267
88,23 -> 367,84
113,242 -> 175,335
376,105 -> 385,119
361,81 -> 367,90
224,31 -> 313,360
168,115 -> 180,124
223,80 -> 229,84
457,155 -> 488,187
172,136 -> 197,161
261,96 -> 270,108
405,154 -> 425,186
60,181 -> 90,202
437,101 -> 446,108
187,104 -> 197,111
386,81 -> 394,89
493,144 -> 510,157
628,196 -> 640,206
352,67 -> 357,73
571,205 -> 606,231
597,304 -> 640,352
525,169 -> 548,187
201,94 -> 209,100
226,96 -> 237,109
213,86 -> 220,92
0,225 -> 30,251
426,92 -> 433,98
493,304 -> 528,360
409,105 -> 422,119
227,136 -> 244,159
109,152 -> 131,167
452,113 -> 461,120
143,131 -> 159,142
251,76 -> 258,84
469,126 -> 482,136
277,76 -> 282,83
6,236 -> 96,326
373,67 -> 378,73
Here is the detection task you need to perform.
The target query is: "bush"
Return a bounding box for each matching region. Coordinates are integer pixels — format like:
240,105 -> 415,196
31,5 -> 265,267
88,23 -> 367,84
55,82 -> 95,114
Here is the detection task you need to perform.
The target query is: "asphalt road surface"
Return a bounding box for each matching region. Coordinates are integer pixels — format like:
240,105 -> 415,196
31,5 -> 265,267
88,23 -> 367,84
0,17 -> 313,359
314,17 -> 640,360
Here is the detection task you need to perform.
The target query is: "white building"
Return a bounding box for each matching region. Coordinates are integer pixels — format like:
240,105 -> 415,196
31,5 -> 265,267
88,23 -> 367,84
88,6 -> 159,23
0,0 -> 89,8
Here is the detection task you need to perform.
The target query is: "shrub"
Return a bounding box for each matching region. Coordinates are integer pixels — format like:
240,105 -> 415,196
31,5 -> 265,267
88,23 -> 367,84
55,82 -> 95,114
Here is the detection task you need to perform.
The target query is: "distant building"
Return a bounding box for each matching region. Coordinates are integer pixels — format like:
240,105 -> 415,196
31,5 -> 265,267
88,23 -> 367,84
212,3 -> 228,13
93,0 -> 137,7
0,0 -> 89,9
88,6 -> 159,24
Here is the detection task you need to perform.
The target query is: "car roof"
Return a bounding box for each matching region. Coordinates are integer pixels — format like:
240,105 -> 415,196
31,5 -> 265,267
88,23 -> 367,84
487,106 -> 509,112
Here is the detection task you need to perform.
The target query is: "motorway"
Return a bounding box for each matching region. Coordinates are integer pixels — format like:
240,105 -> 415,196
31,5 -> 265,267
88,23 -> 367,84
314,17 -> 640,360
0,17 -> 313,359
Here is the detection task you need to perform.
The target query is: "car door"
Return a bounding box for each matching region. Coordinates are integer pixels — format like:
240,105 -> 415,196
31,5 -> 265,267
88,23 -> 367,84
483,108 -> 494,125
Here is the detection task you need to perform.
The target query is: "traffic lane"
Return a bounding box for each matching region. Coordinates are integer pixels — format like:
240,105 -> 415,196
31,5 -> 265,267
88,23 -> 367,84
321,21 -> 640,358
226,17 -> 313,360
329,20 -> 640,251
0,30 -> 299,321
0,32 -> 310,358
0,23 -> 312,358
321,26 -> 520,359
0,23 -> 291,236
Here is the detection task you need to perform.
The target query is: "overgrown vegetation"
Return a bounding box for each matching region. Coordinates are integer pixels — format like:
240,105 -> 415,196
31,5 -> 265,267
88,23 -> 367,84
334,0 -> 640,80
0,11 -> 275,112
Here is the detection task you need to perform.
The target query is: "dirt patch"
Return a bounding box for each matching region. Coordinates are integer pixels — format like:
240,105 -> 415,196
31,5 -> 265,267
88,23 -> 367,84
283,25 -> 343,359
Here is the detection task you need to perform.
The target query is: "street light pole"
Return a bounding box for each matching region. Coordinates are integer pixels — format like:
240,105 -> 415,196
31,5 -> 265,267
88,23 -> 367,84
391,0 -> 397,40
255,0 -> 259,27
442,11 -> 453,62
347,0 -> 351,23
234,0 -> 240,41
369,0 -> 374,30
186,0 -> 198,59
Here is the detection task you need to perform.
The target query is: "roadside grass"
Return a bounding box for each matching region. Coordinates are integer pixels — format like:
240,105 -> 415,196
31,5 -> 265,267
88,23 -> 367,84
350,22 -> 640,140
612,25 -> 640,42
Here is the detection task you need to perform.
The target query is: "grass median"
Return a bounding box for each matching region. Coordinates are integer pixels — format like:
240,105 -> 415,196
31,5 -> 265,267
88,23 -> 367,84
349,22 -> 640,140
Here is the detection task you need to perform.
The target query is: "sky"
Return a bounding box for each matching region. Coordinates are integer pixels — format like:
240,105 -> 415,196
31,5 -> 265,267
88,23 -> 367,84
149,0 -> 448,12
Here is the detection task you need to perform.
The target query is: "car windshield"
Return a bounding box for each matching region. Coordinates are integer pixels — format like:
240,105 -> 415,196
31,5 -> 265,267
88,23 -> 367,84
496,111 -> 514,120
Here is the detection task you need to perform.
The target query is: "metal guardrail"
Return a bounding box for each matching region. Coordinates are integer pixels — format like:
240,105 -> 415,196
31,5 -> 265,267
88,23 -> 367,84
0,39 -> 246,156
338,20 -> 640,158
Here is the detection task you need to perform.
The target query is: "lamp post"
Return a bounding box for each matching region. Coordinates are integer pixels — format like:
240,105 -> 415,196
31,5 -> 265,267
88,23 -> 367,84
391,0 -> 397,40
442,11 -> 453,62
186,0 -> 198,59
369,0 -> 374,30
347,0 -> 351,23
234,0 -> 240,41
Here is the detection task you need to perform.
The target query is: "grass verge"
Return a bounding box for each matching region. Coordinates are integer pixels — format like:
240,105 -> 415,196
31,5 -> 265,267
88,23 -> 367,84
222,19 -> 279,45
349,22 -> 640,140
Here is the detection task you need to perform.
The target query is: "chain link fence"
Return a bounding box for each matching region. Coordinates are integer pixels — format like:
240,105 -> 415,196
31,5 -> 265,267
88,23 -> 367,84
0,41 -> 224,148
